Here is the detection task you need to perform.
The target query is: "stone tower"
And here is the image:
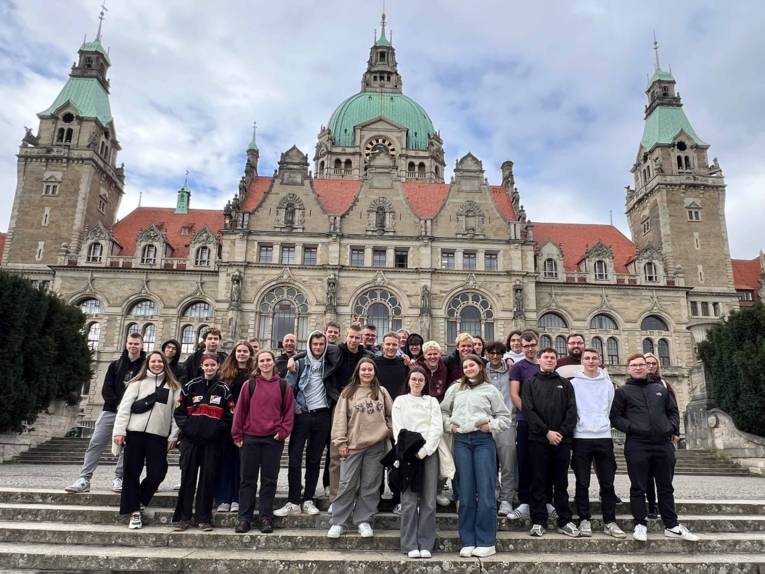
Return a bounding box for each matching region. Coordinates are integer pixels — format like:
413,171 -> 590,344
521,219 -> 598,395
625,42 -> 736,305
1,15 -> 124,269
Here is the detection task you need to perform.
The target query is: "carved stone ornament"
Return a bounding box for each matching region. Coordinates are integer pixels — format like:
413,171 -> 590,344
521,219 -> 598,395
598,288 -> 611,310
229,271 -> 242,307
586,241 -> 614,261
85,223 -> 110,241
419,285 -> 431,316
193,274 -> 206,296
140,272 -> 152,296
374,271 -> 387,286
465,273 -> 478,288
546,286 -> 560,309
191,226 -> 217,246
279,267 -> 295,282
326,273 -> 337,309
136,225 -> 164,244
513,282 -> 525,319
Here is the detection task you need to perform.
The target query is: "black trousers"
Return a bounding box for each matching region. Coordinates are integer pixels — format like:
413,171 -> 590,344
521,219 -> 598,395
288,410 -> 331,504
571,438 -> 618,522
624,439 -> 678,528
173,440 -> 221,524
239,435 -> 284,522
528,440 -> 572,527
120,431 -> 168,514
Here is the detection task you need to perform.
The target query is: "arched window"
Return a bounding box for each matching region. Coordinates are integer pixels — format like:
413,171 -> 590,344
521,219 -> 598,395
126,322 -> 141,336
353,288 -> 402,335
334,158 -> 342,173
644,262 -> 658,282
606,337 -> 620,365
591,336 -> 604,357
538,312 -> 567,330
180,325 -> 196,355
684,155 -> 691,170
141,244 -> 157,265
555,335 -> 567,357
407,161 -> 415,173
446,291 -> 494,351
142,323 -> 156,352
594,260 -> 608,280
344,159 -> 352,173
540,334 -> 553,349
543,258 -> 558,279
258,285 -> 309,350
64,128 -> 73,143
79,298 -> 102,315
129,299 -> 159,316
183,301 -> 214,319
658,338 -> 671,368
642,338 -> 655,354
677,156 -> 683,170
417,162 -> 426,177
641,315 -> 669,331
195,246 -> 211,267
56,128 -> 65,143
590,313 -> 617,330
86,322 -> 101,351
375,206 -> 386,230
86,243 -> 103,263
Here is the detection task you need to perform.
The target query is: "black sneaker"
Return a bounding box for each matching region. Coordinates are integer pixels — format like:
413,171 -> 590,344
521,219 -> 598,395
198,522 -> 214,532
234,520 -> 251,534
172,521 -> 190,532
260,516 -> 273,533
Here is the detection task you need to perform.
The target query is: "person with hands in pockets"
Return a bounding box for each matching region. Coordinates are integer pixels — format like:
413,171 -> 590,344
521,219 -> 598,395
441,353 -> 512,559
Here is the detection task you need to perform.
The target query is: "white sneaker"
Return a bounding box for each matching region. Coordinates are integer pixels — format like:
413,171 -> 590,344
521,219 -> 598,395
604,522 -> 627,539
529,524 -> 545,537
112,478 -> 123,493
327,524 -> 344,538
664,524 -> 699,542
230,502 -> 239,513
128,511 -> 142,529
216,503 -> 230,513
273,502 -> 301,517
578,519 -> 592,537
420,549 -> 431,558
358,522 -> 374,537
558,521 -> 580,538
64,478 -> 90,493
472,546 -> 496,557
408,549 -> 421,558
508,503 -> 530,519
498,500 -> 513,515
392,503 -> 402,514
436,493 -> 451,506
302,500 -> 320,515
633,524 -> 648,542
459,546 -> 476,557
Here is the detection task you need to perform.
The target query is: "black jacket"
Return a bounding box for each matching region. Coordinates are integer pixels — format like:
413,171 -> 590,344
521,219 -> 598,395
161,339 -> 184,382
374,355 -> 409,401
332,344 -> 373,393
275,352 -> 297,379
610,377 -> 679,443
381,429 -> 426,494
101,350 -> 147,413
174,375 -> 234,445
522,370 -> 577,444
181,348 -> 227,383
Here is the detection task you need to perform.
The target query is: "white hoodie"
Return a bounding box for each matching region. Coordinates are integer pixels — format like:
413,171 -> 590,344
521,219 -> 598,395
570,368 -> 614,439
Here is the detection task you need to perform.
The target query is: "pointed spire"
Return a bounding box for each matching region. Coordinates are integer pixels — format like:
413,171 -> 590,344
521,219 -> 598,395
376,2 -> 391,46
95,1 -> 108,42
653,30 -> 660,71
248,121 -> 258,151
176,172 -> 191,214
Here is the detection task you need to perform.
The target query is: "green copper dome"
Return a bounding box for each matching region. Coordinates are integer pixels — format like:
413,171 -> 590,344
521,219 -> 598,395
328,92 -> 434,150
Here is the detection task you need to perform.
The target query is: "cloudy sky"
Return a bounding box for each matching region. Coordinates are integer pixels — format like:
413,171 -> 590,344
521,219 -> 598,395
1,0 -> 763,258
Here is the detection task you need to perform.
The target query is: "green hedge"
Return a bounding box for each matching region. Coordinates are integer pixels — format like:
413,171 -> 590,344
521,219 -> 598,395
0,272 -> 92,433
698,302 -> 765,437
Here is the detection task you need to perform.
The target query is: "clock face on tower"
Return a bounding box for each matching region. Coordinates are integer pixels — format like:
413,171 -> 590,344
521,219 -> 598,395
364,136 -> 396,159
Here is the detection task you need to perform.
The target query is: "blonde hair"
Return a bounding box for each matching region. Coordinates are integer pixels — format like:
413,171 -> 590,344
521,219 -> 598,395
454,332 -> 474,346
422,340 -> 441,354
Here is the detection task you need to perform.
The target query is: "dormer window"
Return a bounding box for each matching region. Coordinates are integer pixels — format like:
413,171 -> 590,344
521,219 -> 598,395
594,260 -> 608,280
141,244 -> 157,265
644,262 -> 658,282
195,246 -> 210,267
543,258 -> 558,279
688,208 -> 701,221
87,242 -> 103,263
180,225 -> 192,236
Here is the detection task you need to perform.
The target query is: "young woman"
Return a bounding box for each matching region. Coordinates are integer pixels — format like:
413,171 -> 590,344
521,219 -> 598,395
232,350 -> 294,534
403,333 -> 424,364
441,354 -> 512,558
215,341 -> 255,513
472,336 -> 486,359
113,351 -> 181,529
392,367 -> 442,558
327,358 -> 393,539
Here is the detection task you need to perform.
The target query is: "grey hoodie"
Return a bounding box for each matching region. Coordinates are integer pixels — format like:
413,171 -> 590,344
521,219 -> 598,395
292,330 -> 329,412
486,361 -> 512,410
570,367 -> 614,439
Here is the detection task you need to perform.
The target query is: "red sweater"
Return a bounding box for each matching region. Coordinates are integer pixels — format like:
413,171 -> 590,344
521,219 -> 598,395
231,374 -> 294,442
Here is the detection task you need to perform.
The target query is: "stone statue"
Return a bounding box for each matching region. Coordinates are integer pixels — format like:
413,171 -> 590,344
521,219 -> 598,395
326,273 -> 337,309
513,282 -> 525,319
230,271 -> 242,306
419,285 -> 431,315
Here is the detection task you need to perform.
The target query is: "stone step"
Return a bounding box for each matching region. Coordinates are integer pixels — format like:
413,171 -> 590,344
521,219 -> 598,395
0,521 -> 762,554
0,542 -> 763,573
0,503 -> 762,532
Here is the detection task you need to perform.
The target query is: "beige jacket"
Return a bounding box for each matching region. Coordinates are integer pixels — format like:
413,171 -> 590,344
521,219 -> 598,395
113,373 -> 181,442
331,384 -> 393,453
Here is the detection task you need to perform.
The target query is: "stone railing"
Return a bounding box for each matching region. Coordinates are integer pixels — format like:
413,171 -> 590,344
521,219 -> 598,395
0,400 -> 80,462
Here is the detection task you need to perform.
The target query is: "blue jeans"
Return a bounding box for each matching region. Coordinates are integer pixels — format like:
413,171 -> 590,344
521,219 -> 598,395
454,431 -> 497,547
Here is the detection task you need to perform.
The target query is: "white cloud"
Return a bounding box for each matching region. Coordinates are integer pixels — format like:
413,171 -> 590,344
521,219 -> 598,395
0,0 -> 763,258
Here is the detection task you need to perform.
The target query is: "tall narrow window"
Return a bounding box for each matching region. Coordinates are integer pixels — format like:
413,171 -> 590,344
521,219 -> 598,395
606,337 -> 620,365
485,252 -> 498,271
42,207 -> 51,227
372,248 -> 387,268
303,246 -> 317,265
280,245 -> 296,265
258,245 -> 273,263
644,262 -> 658,282
86,322 -> 101,351
658,338 -> 670,368
142,324 -> 156,352
87,242 -> 103,263
642,338 -> 655,354
463,252 -> 477,270
141,244 -> 157,265
35,241 -> 44,261
195,246 -> 210,267
375,206 -> 386,230
594,260 -> 608,280
543,258 -> 558,279
441,251 -> 455,270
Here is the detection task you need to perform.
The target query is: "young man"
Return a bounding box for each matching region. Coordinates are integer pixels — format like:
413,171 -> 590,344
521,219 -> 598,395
161,339 -> 184,381
248,338 -> 261,353
324,321 -> 341,345
555,333 -> 585,379
277,331 -> 340,517
522,348 -> 579,538
65,333 -> 146,494
419,341 -> 448,403
362,324 -> 380,354
182,327 -> 227,383
275,333 -> 298,378
485,341 -> 517,516
570,348 -> 625,538
610,354 -> 698,542
444,332 -> 475,383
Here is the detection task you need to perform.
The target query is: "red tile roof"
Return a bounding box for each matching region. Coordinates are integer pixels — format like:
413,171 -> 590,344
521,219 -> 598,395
112,208 -> 224,257
241,176 -> 273,211
312,179 -> 363,215
402,182 -> 450,218
532,222 -> 636,273
489,186 -> 517,222
732,258 -> 762,291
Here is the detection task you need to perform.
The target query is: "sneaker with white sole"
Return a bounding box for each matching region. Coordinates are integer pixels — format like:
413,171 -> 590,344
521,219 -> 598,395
230,502 -> 239,513
420,549 -> 431,558
358,522 -> 374,537
633,524 -> 648,542
327,524 -> 344,538
498,500 -> 513,515
436,493 -> 451,506
604,522 -> 627,539
578,519 -> 592,537
664,524 -> 699,542
472,546 -> 496,557
112,478 -> 123,493
508,503 -> 530,520
128,511 -> 142,529
459,546 -> 476,557
64,478 -> 90,493
302,500 -> 320,515
558,522 -> 580,537
392,503 -> 402,515
529,524 -> 545,537
407,549 -> 421,558
273,502 -> 301,517
216,503 -> 230,513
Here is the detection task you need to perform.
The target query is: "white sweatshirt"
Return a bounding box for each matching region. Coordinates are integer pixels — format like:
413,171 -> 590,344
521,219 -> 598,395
441,381 -> 512,434
570,368 -> 614,439
113,373 -> 181,442
392,393 -> 443,458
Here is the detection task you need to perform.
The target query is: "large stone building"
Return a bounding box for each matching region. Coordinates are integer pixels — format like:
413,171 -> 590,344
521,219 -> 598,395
2,16 -> 762,422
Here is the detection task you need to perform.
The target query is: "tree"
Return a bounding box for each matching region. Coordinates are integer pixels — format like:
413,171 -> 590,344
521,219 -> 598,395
698,303 -> 765,437
0,272 -> 92,433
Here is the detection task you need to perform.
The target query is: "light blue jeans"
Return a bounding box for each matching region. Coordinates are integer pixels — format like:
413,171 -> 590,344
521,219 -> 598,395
454,431 -> 497,547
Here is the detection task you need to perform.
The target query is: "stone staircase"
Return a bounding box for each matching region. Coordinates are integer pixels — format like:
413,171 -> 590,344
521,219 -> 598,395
0,488 -> 763,572
8,437 -> 755,476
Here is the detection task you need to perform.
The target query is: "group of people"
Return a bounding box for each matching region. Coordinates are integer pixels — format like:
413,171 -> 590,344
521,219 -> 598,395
63,321 -> 698,560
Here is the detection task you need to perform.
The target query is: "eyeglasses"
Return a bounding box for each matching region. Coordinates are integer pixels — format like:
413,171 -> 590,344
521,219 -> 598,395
487,351 -> 503,355
628,363 -> 647,368
521,343 -> 537,349
645,361 -> 658,366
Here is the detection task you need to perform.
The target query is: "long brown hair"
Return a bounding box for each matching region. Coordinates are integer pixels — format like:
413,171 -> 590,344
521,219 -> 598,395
220,340 -> 255,384
458,353 -> 488,390
341,357 -> 381,401
252,350 -> 278,378
129,350 -> 180,390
